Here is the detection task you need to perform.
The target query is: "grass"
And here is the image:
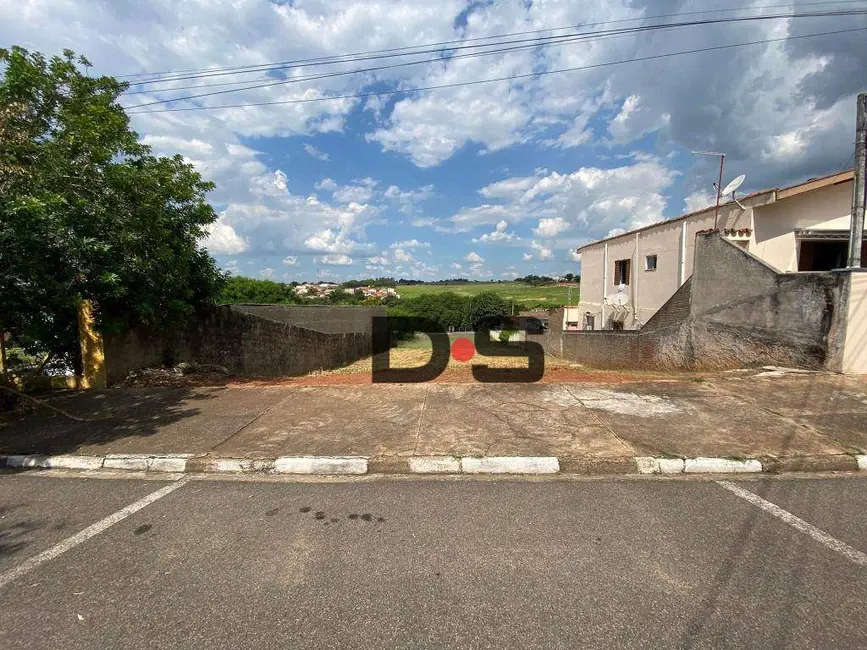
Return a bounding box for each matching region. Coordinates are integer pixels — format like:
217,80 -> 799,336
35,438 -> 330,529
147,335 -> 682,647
395,282 -> 578,307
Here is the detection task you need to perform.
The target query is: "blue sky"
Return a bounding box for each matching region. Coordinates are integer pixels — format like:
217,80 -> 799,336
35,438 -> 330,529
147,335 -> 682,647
2,0 -> 865,281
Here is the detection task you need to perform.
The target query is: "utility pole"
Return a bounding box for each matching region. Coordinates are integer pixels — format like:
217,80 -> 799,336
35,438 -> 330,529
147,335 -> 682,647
848,92 -> 867,268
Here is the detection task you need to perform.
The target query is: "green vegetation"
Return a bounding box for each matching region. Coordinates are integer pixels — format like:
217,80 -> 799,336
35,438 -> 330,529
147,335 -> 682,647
218,277 -> 300,305
396,282 -> 578,308
0,47 -> 223,369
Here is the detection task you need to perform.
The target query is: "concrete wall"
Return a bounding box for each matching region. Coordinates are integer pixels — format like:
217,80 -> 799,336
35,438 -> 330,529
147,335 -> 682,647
104,305 -> 378,385
228,304 -> 384,334
534,233 -> 846,371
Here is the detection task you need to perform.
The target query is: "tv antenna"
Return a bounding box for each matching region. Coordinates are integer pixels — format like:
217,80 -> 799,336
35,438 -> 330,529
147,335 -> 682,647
720,174 -> 746,210
691,150 -> 726,229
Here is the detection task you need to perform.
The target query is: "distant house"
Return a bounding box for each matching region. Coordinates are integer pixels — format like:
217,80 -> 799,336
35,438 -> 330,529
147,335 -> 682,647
574,170 -> 857,331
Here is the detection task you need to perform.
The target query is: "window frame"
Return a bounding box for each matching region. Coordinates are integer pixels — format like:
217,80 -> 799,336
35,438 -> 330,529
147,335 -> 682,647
645,254 -> 658,271
613,258 -> 631,286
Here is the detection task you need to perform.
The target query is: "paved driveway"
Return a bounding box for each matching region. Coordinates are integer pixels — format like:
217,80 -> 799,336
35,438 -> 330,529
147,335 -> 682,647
2,374 -> 866,461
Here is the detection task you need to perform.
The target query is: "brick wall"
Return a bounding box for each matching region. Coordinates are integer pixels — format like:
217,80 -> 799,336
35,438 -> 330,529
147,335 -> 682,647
103,305 -> 376,385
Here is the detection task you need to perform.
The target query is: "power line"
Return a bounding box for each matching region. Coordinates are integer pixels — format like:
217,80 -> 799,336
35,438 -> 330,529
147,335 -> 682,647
123,6 -> 867,97
117,0 -> 867,83
126,26 -> 866,115
121,10 -> 867,110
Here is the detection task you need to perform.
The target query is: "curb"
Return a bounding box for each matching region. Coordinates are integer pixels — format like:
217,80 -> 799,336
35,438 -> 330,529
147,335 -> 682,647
1,454 -> 865,477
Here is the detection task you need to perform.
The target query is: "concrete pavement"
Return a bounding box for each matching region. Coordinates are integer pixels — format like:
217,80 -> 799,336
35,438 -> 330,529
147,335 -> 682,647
1,473 -> 867,648
2,373 -> 867,475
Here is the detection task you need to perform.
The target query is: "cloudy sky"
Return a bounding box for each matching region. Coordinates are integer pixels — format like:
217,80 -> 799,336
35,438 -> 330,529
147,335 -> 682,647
3,0 -> 865,281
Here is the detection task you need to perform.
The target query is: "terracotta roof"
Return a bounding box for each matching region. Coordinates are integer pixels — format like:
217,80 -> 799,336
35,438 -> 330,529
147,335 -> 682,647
575,169 -> 854,252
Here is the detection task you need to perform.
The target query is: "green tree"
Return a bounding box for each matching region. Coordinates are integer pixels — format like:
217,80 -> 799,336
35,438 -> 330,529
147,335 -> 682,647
0,47 -> 224,367
466,292 -> 509,330
218,276 -> 299,304
403,292 -> 470,331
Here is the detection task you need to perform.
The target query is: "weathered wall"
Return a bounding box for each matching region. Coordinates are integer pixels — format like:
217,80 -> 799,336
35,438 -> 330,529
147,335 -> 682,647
228,304 -> 384,334
533,233 -> 845,371
104,305 -> 375,385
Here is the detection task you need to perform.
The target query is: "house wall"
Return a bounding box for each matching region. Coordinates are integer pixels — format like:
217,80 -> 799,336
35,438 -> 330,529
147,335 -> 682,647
576,209 -> 715,330
574,176 -> 853,329
534,233 -> 845,371
749,179 -> 853,271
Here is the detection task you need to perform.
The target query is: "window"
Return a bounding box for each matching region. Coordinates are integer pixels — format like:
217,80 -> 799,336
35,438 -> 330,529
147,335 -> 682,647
645,254 -> 658,271
583,313 -> 595,330
614,259 -> 631,285
611,320 -> 624,331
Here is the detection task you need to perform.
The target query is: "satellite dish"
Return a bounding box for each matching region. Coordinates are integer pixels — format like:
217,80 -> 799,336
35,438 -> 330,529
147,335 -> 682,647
722,174 -> 745,197
611,292 -> 629,307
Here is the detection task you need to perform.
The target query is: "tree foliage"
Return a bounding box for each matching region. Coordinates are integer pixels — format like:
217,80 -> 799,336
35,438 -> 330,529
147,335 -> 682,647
466,292 -> 510,330
218,276 -> 300,305
402,292 -> 471,331
0,47 -> 224,364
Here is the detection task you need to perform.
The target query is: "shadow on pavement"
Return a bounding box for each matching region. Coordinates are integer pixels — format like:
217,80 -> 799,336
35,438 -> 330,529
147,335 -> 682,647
0,387 -> 224,456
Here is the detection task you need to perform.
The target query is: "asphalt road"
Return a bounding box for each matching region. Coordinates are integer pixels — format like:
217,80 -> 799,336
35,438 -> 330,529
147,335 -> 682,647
1,473 -> 867,649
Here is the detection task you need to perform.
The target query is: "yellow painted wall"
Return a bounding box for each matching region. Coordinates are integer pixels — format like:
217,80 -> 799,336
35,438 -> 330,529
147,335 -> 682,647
750,180 -> 853,272
842,272 -> 867,375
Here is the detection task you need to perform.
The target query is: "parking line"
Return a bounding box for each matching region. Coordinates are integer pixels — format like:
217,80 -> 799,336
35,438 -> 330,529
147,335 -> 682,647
0,478 -> 189,589
717,480 -> 867,568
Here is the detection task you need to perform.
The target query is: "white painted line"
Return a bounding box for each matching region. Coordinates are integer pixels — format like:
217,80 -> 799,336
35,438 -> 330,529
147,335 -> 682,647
460,457 -> 559,474
103,456 -> 148,471
148,457 -> 188,473
273,456 -> 367,475
206,458 -> 274,473
409,457 -> 461,474
0,478 -> 189,590
635,457 -> 685,474
5,455 -> 104,470
717,480 -> 867,568
856,455 -> 867,471
684,457 -> 762,474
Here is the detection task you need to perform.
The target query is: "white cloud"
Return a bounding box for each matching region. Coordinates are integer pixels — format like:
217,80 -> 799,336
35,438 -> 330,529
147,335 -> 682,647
684,190 -> 716,213
533,217 -> 570,238
473,220 -> 519,243
527,240 -> 554,261
606,95 -> 670,145
333,183 -> 376,204
315,177 -> 338,191
304,228 -> 373,254
203,218 -> 249,255
567,250 -> 582,263
304,144 -> 330,161
390,239 -> 430,249
367,255 -> 389,265
392,248 -> 414,263
318,254 -> 353,266
464,251 -> 484,263
260,267 -> 276,279
281,256 -> 299,266
453,158 -> 678,240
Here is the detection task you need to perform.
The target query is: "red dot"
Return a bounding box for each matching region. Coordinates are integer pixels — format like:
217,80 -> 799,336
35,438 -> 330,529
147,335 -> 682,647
451,337 -> 475,362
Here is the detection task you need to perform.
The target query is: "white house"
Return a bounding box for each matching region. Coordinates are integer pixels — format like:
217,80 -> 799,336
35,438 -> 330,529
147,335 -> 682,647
573,169 -> 857,331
